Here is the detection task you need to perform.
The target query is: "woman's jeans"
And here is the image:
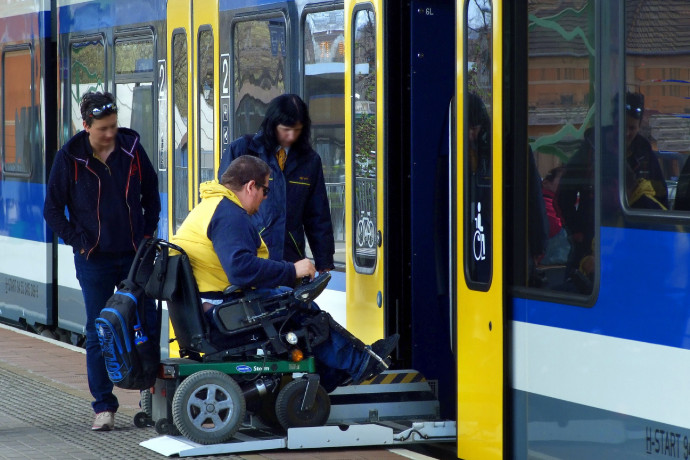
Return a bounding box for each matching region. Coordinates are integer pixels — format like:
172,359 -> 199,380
74,251 -> 158,413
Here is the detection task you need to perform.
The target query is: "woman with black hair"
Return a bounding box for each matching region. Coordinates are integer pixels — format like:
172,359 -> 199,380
217,94 -> 335,274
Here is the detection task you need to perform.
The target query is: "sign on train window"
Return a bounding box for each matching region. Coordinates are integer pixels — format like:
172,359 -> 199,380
351,7 -> 377,273
70,38 -> 105,138
233,17 -> 286,139
171,30 -> 189,232
304,9 -> 345,264
197,27 -> 215,187
114,36 -> 155,168
2,47 -> 33,176
463,0 -> 492,288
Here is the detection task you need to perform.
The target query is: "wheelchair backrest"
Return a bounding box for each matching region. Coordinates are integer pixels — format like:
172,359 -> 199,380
162,254 -> 219,356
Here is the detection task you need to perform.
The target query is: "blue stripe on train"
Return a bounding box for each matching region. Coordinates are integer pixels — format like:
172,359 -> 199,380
58,0 -> 166,34
513,225 -> 690,351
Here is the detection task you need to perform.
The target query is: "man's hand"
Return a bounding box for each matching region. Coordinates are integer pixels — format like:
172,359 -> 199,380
294,258 -> 316,281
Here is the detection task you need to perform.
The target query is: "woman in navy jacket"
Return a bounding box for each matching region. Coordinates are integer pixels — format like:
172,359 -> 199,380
43,92 -> 160,431
217,94 -> 335,273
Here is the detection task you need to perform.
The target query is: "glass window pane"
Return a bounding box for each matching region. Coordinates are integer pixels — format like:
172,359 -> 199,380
526,2 -> 596,294
198,28 -> 214,186
233,18 -> 286,138
352,8 -> 377,272
3,48 -> 32,175
304,10 -> 345,264
464,0 -> 492,287
70,39 -> 105,137
626,2 -> 687,212
115,36 -> 155,167
172,32 -> 189,232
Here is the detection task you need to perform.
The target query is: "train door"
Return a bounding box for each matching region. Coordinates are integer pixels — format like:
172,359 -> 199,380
455,0 -> 504,458
345,0 -> 384,343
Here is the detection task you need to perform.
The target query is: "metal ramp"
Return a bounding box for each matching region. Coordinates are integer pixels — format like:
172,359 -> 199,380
140,369 -> 455,457
141,421 -> 456,457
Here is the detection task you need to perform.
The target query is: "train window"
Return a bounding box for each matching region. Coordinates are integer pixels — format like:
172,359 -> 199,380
233,17 -> 286,138
522,2 -> 597,296
2,47 -> 33,176
304,9 -> 345,264
114,37 -> 155,167
172,30 -> 189,232
463,0 -> 492,288
70,38 -> 105,137
351,7 -> 377,273
625,2 -> 690,213
197,27 -> 214,187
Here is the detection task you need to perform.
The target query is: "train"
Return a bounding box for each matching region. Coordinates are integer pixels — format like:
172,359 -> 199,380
1,0 -> 690,458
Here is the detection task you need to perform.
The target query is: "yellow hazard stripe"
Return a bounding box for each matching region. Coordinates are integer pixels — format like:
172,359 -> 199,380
360,371 -> 426,385
288,180 -> 310,186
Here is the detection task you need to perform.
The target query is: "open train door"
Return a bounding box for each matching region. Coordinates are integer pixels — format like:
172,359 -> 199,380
455,0 -> 505,458
344,0 -> 385,343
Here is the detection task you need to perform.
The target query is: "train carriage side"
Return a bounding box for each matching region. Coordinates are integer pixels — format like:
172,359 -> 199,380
466,0 -> 690,458
54,0 -> 167,337
0,1 -> 56,334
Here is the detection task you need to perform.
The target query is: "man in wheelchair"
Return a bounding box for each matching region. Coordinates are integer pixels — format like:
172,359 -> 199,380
170,155 -> 398,391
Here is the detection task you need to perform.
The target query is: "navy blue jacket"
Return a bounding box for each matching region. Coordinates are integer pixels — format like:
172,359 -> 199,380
218,132 -> 335,270
44,128 -> 160,258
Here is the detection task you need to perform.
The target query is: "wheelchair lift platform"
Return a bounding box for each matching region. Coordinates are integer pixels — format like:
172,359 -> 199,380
141,369 -> 456,457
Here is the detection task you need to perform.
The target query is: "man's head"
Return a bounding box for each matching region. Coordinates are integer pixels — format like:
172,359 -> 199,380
220,156 -> 271,215
81,92 -> 118,150
260,94 -> 311,150
625,91 -> 644,150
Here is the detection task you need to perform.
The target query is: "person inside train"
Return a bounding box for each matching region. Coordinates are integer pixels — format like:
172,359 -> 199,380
622,92 -> 667,210
43,91 -> 161,431
217,94 -> 335,276
539,166 -> 570,266
172,155 -> 398,392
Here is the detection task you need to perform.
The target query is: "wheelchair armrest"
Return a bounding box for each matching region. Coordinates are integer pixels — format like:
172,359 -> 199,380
292,272 -> 331,303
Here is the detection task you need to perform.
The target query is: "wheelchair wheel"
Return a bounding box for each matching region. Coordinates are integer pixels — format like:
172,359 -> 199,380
140,389 -> 152,416
154,418 -> 179,436
275,378 -> 330,430
172,370 -> 246,445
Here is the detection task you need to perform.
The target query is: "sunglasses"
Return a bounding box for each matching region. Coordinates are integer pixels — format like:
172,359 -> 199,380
257,184 -> 270,197
89,103 -> 118,118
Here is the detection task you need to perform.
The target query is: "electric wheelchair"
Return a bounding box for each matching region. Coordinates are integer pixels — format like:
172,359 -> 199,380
134,239 -> 383,445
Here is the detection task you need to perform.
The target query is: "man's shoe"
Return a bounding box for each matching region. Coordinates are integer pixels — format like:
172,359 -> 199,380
353,333 -> 400,384
92,411 -> 115,431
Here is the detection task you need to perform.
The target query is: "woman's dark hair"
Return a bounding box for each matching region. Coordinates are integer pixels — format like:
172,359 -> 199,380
259,94 -> 311,151
80,91 -> 117,127
221,155 -> 271,190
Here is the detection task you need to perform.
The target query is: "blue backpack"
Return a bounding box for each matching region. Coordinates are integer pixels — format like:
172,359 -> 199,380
96,238 -> 167,390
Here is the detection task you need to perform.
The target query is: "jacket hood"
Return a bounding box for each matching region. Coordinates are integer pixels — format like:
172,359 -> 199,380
61,127 -> 141,161
199,180 -> 243,207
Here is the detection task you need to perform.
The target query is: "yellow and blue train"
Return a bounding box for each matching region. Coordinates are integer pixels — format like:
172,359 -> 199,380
1,0 -> 690,458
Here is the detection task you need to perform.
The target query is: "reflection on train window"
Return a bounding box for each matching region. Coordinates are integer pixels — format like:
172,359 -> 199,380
352,7 -> 377,273
172,31 -> 189,232
70,38 -> 105,137
524,2 -> 596,295
464,0 -> 492,288
114,36 -> 155,167
625,1 -> 690,212
197,27 -> 214,188
2,47 -> 33,176
304,9 -> 345,264
233,18 -> 286,139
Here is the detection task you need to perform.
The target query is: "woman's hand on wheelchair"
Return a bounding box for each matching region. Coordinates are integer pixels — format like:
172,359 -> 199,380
294,258 -> 316,281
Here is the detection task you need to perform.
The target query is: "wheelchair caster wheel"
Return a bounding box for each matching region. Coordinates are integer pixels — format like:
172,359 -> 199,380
133,411 -> 153,428
155,418 -> 178,435
275,378 -> 330,430
172,370 -> 246,445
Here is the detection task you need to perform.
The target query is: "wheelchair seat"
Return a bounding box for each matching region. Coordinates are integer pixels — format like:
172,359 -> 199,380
148,243 -> 331,363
